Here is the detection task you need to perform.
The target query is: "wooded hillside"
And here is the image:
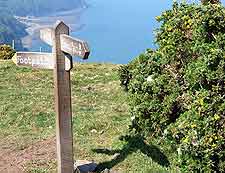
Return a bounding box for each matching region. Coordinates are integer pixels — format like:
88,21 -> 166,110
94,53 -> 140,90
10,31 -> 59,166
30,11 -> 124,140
0,0 -> 84,16
0,12 -> 27,45
0,0 -> 84,47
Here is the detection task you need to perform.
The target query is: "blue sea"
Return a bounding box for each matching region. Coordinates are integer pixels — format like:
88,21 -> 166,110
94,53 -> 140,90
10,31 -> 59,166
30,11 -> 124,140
26,0 -> 172,64
73,0 -> 171,64
28,0 -> 225,64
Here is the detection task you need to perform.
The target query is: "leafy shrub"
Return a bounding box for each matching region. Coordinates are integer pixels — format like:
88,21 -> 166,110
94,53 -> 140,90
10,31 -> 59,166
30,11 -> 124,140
0,44 -> 15,60
119,2 -> 225,172
118,49 -> 154,91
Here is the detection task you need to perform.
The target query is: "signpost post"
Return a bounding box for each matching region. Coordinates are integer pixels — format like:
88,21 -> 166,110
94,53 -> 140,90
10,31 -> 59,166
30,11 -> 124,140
53,21 -> 74,173
12,21 -> 90,173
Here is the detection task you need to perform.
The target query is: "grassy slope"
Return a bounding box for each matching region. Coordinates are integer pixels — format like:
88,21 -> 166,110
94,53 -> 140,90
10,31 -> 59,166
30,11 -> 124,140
0,60 -> 178,173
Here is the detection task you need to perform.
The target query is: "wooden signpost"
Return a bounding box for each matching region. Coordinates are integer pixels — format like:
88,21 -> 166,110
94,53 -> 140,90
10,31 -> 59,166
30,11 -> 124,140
12,52 -> 72,71
40,28 -> 90,59
13,21 -> 90,173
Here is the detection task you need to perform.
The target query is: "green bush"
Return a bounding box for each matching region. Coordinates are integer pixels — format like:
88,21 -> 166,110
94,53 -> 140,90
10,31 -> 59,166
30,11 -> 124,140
0,44 -> 15,60
119,2 -> 225,172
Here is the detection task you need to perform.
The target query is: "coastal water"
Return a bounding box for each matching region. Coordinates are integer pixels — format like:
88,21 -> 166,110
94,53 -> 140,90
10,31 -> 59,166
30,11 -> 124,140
27,0 -> 172,64
74,0 -> 172,64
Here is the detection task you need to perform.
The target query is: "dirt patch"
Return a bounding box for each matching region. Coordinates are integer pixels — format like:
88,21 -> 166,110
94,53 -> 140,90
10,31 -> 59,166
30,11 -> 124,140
0,137 -> 56,173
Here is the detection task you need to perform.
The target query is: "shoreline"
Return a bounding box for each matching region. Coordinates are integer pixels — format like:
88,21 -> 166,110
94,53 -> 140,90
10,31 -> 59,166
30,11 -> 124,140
15,7 -> 86,34
15,7 -> 87,49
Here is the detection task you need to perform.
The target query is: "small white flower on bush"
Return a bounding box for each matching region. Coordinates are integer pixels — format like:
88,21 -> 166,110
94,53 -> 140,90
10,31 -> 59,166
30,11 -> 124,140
146,75 -> 154,83
192,139 -> 198,146
177,147 -> 182,155
131,116 -> 135,121
163,129 -> 168,136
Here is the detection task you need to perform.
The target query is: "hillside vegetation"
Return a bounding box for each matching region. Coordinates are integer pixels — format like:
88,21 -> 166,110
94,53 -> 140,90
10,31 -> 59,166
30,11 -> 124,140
0,12 -> 27,46
0,0 -> 84,16
0,61 -> 179,172
0,45 -> 15,60
0,0 -> 84,46
119,1 -> 225,172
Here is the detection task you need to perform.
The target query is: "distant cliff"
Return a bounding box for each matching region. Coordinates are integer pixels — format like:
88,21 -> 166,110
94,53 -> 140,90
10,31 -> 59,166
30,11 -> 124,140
5,0 -> 86,16
0,12 -> 27,48
0,0 -> 85,48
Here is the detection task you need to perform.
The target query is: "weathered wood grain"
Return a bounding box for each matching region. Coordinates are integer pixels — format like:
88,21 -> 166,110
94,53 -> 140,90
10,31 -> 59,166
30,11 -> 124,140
52,21 -> 74,173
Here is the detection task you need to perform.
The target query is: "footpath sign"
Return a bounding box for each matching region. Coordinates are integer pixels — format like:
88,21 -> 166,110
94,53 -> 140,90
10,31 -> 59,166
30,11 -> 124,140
12,21 -> 90,173
40,28 -> 90,59
13,52 -> 72,71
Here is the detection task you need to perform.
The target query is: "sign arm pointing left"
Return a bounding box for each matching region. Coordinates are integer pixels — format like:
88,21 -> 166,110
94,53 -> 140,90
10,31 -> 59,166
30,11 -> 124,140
13,52 -> 72,71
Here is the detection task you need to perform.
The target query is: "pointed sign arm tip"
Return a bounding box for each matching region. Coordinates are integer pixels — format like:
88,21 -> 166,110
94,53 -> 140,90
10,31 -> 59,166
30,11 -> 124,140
12,52 -> 17,64
54,20 -> 69,31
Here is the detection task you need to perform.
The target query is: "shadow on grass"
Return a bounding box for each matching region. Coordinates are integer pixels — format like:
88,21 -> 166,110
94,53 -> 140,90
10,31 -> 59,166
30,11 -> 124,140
92,135 -> 170,172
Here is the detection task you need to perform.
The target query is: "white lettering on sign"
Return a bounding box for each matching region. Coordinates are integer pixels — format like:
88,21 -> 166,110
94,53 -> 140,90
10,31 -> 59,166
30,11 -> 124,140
60,35 -> 90,59
18,56 -> 31,65
63,41 -> 83,57
13,52 -> 72,71
17,56 -> 48,66
40,28 -> 90,59
16,54 -> 52,68
71,42 -> 82,56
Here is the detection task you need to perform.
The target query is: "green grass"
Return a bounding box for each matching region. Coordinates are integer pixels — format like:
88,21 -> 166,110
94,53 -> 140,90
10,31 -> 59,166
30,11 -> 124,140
0,60 -> 179,173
